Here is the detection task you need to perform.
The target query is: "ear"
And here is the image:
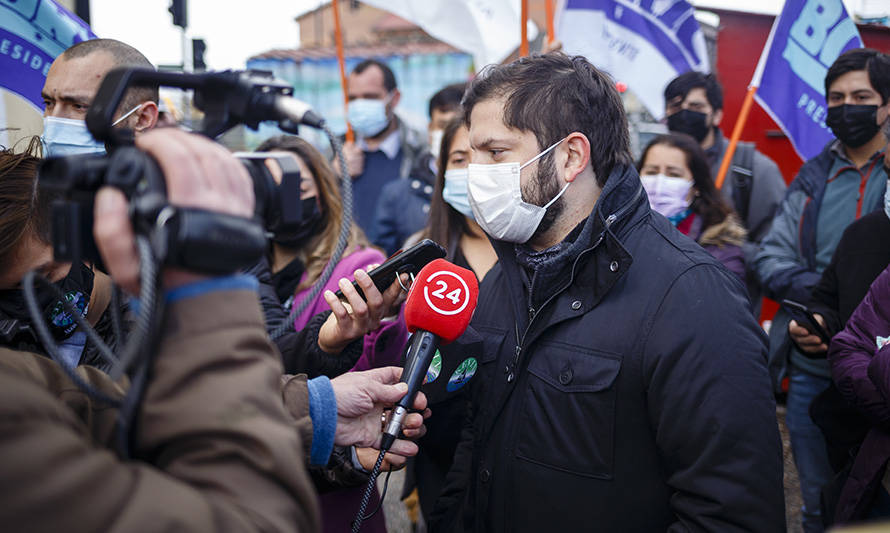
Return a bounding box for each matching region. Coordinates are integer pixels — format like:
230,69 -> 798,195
877,99 -> 890,127
711,108 -> 724,128
561,132 -> 591,184
133,101 -> 159,133
389,89 -> 401,111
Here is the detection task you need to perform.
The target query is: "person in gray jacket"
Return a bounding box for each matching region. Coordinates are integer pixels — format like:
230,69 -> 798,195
755,48 -> 890,533
664,72 -> 787,312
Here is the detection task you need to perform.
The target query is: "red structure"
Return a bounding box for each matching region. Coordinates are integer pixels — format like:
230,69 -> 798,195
710,9 -> 890,322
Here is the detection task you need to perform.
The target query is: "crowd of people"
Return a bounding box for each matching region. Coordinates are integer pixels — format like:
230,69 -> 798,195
2,32 -> 890,533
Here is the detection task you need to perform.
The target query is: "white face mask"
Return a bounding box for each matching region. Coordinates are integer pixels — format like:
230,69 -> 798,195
348,97 -> 390,138
42,103 -> 143,157
442,168 -> 474,219
640,173 -> 693,218
429,129 -> 444,159
467,137 -> 570,243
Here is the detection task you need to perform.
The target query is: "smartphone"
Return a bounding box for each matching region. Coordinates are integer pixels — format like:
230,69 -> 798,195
333,239 -> 446,301
782,299 -> 832,345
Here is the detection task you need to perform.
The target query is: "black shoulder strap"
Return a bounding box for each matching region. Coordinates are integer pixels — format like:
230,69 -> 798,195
730,142 -> 755,223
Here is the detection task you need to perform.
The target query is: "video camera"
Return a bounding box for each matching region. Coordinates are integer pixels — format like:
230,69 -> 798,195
38,68 -> 326,274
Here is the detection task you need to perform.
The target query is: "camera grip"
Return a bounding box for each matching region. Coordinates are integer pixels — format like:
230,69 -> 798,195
163,208 -> 267,275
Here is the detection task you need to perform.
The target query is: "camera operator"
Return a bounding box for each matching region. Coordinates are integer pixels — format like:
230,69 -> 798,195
0,127 -> 428,531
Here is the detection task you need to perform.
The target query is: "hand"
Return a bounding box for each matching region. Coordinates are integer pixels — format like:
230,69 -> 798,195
94,129 -> 254,294
355,446 -> 407,472
789,315 -> 828,354
330,366 -> 430,456
332,141 -> 364,178
317,270 -> 407,354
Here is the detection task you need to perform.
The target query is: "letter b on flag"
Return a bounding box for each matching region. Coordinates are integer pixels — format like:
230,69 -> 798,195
782,0 -> 858,94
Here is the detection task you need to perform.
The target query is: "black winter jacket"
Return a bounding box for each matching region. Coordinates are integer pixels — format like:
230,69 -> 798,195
431,164 -> 784,532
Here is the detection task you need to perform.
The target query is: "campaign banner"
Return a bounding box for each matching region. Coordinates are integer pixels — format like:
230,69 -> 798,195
0,0 -> 95,112
557,0 -> 710,119
752,0 -> 863,161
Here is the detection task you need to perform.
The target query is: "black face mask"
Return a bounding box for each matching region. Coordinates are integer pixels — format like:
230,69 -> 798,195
0,261 -> 94,341
667,108 -> 710,143
272,197 -> 325,249
826,104 -> 881,148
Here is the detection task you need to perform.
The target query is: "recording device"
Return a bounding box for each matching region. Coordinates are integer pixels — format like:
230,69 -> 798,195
39,67 -> 325,274
352,258 -> 477,531
782,299 -> 832,348
333,239 -> 446,301
381,258 -> 478,450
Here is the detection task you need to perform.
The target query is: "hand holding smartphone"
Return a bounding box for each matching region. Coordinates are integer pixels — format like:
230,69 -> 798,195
333,239 -> 446,302
782,299 -> 831,348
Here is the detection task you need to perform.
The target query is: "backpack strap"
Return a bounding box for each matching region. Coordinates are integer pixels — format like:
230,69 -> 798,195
729,141 -> 755,224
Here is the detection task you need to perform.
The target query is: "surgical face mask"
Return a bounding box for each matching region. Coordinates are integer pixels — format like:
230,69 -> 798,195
467,137 -> 569,243
640,173 -> 693,218
666,109 -> 710,143
826,104 -> 881,148
42,103 -> 142,157
442,168 -> 474,219
429,129 -> 445,159
348,97 -> 390,138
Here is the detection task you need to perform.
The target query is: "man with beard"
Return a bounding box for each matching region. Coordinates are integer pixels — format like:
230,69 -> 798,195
429,53 -> 784,533
664,72 -> 786,312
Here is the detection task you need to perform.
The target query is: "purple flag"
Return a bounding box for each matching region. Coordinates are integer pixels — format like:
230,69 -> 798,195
0,0 -> 96,111
752,0 -> 863,160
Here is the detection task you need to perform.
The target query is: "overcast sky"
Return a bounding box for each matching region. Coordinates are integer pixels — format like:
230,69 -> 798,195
89,0 -> 873,71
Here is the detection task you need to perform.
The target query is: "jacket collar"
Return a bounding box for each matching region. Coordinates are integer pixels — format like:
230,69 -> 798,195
489,163 -> 648,331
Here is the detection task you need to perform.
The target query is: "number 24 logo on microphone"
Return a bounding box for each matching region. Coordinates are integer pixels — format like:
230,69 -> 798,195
423,270 -> 471,316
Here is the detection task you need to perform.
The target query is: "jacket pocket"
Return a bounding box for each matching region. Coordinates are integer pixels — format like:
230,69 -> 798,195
516,341 -> 621,479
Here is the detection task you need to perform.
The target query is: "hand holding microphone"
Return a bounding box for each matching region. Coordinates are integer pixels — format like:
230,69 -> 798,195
352,259 -> 477,532
381,258 -> 479,451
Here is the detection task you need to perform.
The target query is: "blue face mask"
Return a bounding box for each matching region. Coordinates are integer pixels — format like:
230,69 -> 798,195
348,97 -> 390,138
42,104 -> 142,157
442,168 -> 475,220
42,116 -> 106,156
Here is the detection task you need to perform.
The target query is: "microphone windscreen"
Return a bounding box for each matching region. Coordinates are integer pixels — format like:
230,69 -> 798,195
404,258 -> 478,343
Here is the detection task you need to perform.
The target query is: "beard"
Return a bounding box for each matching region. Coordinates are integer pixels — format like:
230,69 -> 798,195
524,150 -> 565,242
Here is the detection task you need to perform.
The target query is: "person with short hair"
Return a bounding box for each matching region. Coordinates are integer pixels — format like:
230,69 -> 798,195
373,83 -> 467,255
337,59 -> 428,242
41,38 -> 159,155
664,71 -> 786,310
430,53 -> 783,533
755,48 -> 890,533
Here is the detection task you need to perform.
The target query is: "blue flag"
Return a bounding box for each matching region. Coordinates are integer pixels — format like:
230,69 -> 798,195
0,0 -> 95,111
557,0 -> 710,119
753,0 -> 863,161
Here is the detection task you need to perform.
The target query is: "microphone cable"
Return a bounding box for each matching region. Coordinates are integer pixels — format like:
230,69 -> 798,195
24,233 -> 164,457
269,123 -> 353,341
351,446 -> 394,533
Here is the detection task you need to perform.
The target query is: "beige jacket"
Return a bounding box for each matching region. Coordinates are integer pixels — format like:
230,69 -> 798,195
0,288 -> 320,532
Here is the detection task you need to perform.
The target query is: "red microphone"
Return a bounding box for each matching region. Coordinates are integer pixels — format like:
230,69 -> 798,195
382,259 -> 478,448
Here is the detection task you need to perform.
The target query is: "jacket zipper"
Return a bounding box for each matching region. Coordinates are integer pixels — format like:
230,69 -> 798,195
507,185 -> 640,378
